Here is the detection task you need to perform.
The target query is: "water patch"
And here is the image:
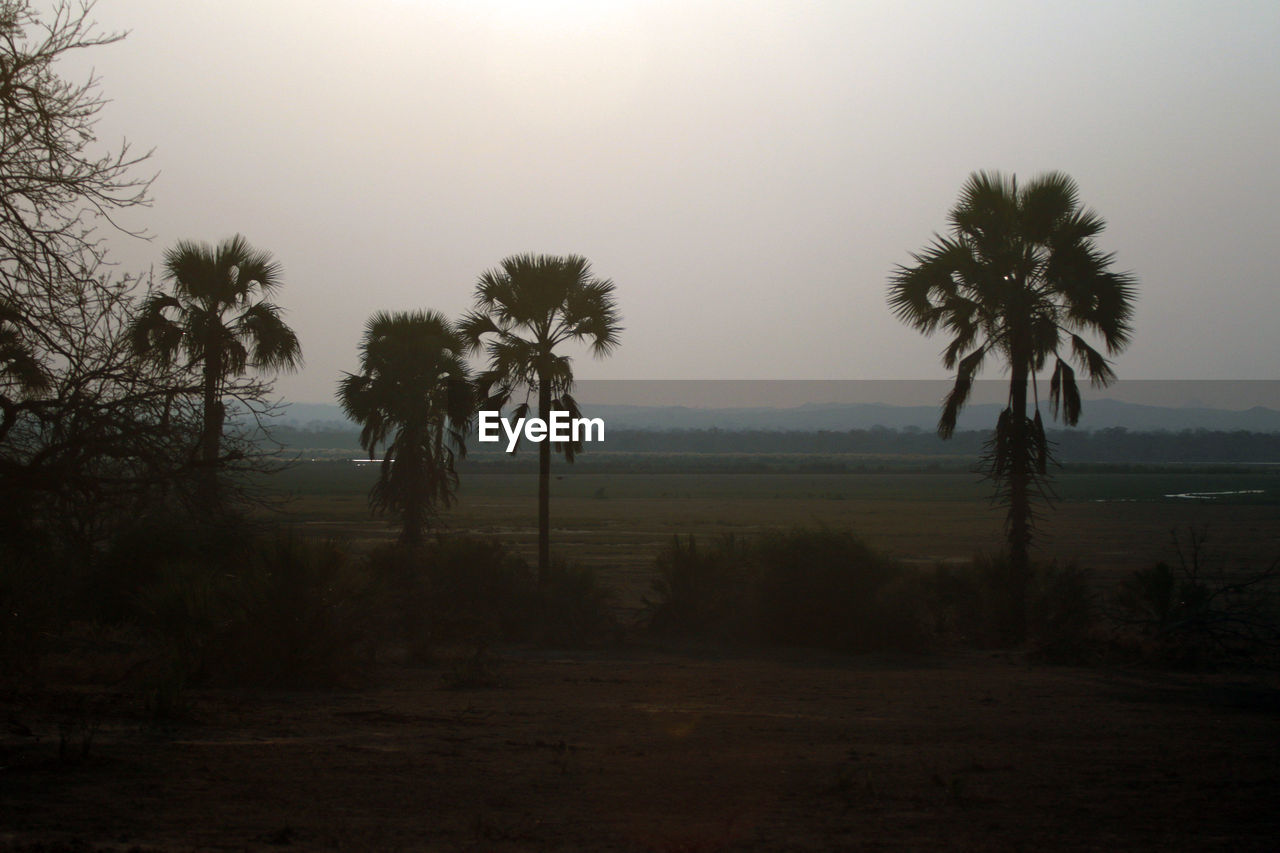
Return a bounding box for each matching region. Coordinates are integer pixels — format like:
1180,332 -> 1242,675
1164,489 -> 1266,500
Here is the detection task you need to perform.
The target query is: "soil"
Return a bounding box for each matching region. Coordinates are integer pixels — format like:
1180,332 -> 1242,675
4,648 -> 1279,851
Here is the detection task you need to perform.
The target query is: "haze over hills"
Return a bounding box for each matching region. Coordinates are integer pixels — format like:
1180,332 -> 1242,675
279,400 -> 1280,434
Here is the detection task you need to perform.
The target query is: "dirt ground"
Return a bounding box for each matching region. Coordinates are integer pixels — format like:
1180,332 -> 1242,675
4,648 -> 1279,851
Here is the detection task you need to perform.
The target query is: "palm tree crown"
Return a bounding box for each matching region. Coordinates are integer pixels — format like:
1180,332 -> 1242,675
132,235 -> 303,379
338,310 -> 473,545
889,171 -> 1135,435
460,254 -> 621,410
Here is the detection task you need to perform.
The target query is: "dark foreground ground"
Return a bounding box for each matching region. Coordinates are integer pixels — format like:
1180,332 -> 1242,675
4,648 -> 1279,852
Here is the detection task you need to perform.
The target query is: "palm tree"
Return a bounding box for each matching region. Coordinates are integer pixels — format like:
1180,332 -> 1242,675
337,310 -> 473,546
888,171 -> 1136,639
459,254 -> 621,585
128,235 -> 302,505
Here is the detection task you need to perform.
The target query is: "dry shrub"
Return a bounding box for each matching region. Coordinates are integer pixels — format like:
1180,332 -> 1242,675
648,527 -> 935,653
1109,527 -> 1280,668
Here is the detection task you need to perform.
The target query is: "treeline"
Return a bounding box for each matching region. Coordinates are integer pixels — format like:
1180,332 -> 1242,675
275,423 -> 1280,464
600,427 -> 1280,463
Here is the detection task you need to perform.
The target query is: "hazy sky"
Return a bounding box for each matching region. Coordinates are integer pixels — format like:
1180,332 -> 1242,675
65,0 -> 1280,402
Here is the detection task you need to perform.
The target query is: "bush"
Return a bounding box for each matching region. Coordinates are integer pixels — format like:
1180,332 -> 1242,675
536,559 -> 616,646
871,568 -> 941,653
646,527 -> 941,652
1028,563 -> 1096,663
646,535 -> 750,638
366,536 -> 536,656
226,535 -> 379,685
752,527 -> 908,651
92,509 -> 256,624
362,543 -> 433,658
365,536 -> 615,654
134,558 -> 239,686
927,555 -> 1096,655
135,533 -> 380,689
936,554 -> 1024,647
427,537 -> 538,644
1110,527 -> 1280,667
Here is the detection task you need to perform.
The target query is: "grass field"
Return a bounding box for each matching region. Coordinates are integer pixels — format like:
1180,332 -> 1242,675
266,460 -> 1280,615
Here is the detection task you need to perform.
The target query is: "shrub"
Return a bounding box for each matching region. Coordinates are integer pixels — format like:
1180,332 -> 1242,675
927,555 -> 1096,654
1028,563 -> 1096,663
366,536 -> 535,656
646,527 -> 943,652
134,558 -> 239,686
871,568 -> 940,653
364,536 -> 615,652
92,509 -> 256,624
134,533 -> 380,689
535,559 -> 616,646
1110,527 -> 1280,667
426,536 -> 538,644
646,535 -> 750,638
952,554 -> 1025,647
225,535 -> 379,685
749,527 -> 912,652
362,543 -> 433,657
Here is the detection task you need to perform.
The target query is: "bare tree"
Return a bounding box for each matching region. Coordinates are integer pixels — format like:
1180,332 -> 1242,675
0,1 -> 151,318
1,0 -> 151,427
0,2 -> 223,555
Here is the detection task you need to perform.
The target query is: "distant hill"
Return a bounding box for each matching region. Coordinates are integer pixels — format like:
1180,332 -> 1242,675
277,400 -> 1280,434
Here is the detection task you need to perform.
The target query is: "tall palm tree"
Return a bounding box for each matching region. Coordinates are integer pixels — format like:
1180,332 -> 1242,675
337,310 -> 473,546
128,235 -> 302,504
459,254 -> 621,585
888,171 -> 1136,638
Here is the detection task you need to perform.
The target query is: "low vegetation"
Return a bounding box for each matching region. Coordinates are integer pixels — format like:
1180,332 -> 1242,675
2,514 -> 623,720
645,525 -> 1278,666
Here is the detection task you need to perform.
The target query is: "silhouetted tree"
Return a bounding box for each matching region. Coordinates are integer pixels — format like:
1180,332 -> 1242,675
460,254 -> 621,585
338,310 -> 472,545
0,0 -> 150,442
0,1 -> 151,316
0,1 -> 180,553
128,236 -> 302,506
888,171 -> 1136,640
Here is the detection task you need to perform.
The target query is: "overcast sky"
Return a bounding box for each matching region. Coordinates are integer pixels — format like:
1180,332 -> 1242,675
65,0 -> 1280,402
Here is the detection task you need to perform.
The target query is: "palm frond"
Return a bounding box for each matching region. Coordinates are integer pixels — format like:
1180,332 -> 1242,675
1069,333 -> 1116,386
236,302 -> 303,372
939,346 -> 986,438
1048,357 -> 1082,425
127,293 -> 186,364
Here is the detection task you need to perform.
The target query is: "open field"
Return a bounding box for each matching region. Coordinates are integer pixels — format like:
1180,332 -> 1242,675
272,462 -> 1280,615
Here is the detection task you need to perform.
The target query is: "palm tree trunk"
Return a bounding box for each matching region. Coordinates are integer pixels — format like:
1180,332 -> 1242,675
537,381 -> 551,588
399,433 -> 427,546
401,501 -> 424,547
199,348 -> 223,508
1007,353 -> 1031,643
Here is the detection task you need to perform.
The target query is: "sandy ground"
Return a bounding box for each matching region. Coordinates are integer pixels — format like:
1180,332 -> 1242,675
4,647 -> 1279,851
